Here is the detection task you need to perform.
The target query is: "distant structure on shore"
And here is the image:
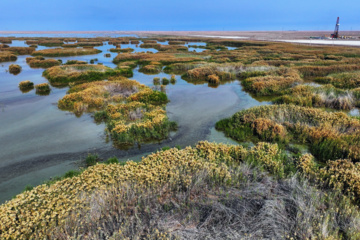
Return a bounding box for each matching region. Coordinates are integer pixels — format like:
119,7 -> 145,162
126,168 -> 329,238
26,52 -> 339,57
330,17 -> 340,39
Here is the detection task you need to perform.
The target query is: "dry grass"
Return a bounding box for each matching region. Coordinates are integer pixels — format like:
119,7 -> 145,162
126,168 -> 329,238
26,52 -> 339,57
242,68 -> 303,96
216,104 -> 360,162
315,71 -> 360,89
113,52 -> 202,65
109,47 -> 134,53
26,58 -> 61,68
18,80 -> 34,91
8,64 -> 21,74
43,64 -> 129,86
275,84 -> 359,110
32,48 -> 101,57
35,83 -> 51,94
5,47 -> 35,55
58,78 -> 174,144
0,51 -> 17,62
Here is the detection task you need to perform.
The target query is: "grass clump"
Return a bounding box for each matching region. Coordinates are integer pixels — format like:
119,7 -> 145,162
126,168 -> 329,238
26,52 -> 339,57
6,47 -> 35,55
64,60 -> 87,65
32,48 -> 101,57
242,68 -> 303,96
8,64 -> 21,75
183,62 -> 242,84
26,57 -> 61,68
109,48 -> 134,53
216,104 -> 360,162
85,153 -> 99,167
18,80 -> 34,92
113,52 -> 202,65
315,71 -> 360,89
168,40 -> 186,45
170,74 -> 176,84
275,84 -> 359,110
43,64 -> 130,86
35,83 -> 51,95
0,51 -> 17,62
58,78 -> 175,145
161,77 -> 170,85
139,64 -> 162,74
153,77 -> 160,85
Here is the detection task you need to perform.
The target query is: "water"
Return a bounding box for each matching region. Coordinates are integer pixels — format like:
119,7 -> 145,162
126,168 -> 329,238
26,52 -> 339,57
0,39 -> 268,203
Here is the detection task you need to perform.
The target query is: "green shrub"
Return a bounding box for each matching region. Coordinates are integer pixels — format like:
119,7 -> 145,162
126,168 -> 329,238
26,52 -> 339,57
85,154 -> 99,167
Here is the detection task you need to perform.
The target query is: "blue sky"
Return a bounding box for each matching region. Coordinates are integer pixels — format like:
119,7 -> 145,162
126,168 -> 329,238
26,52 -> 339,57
1,0 -> 359,31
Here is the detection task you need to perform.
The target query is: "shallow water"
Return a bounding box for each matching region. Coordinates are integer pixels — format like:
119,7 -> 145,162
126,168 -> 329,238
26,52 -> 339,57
0,39 -> 268,203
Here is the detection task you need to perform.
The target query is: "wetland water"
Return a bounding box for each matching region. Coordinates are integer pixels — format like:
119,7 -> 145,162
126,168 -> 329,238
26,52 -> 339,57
0,37 -> 269,203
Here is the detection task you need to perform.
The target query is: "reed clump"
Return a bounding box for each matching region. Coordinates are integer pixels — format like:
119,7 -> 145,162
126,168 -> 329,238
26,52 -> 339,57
216,104 -> 360,162
275,84 -> 359,110
35,83 -> 51,94
140,43 -> 161,49
58,78 -> 175,145
0,51 -> 17,62
19,80 -> 34,91
38,40 -> 64,46
62,43 -> 79,48
113,52 -> 202,65
168,40 -> 186,45
8,64 -> 21,74
6,47 -> 36,55
43,64 -> 131,86
153,77 -> 160,85
26,57 -> 61,68
242,68 -> 303,96
64,60 -> 87,65
139,64 -> 162,74
315,71 -> 360,89
183,63 -> 243,84
170,75 -> 176,84
109,47 -> 134,53
161,77 -> 170,85
32,48 -> 101,57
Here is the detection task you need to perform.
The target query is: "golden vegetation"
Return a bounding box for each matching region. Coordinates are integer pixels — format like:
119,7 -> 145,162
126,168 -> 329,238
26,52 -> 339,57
5,47 -> 35,55
216,104 -> 360,162
26,57 -> 61,68
43,64 -> 132,86
18,80 -> 34,92
113,52 -> 203,65
35,83 -> 51,95
58,78 -> 175,145
0,51 -> 17,62
8,64 -> 21,74
242,68 -> 303,96
32,48 -> 101,57
275,84 -> 360,110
